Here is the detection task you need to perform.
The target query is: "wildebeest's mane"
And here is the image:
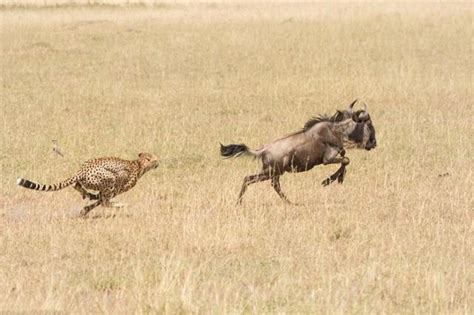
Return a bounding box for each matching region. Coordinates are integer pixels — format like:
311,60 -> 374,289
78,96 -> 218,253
303,110 -> 346,131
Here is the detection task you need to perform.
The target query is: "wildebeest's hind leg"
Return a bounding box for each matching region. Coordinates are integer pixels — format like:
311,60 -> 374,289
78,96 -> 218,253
237,170 -> 271,205
74,183 -> 99,200
271,176 -> 292,204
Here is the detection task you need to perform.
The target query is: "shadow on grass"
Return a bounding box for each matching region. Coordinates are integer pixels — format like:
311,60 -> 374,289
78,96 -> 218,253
83,211 -> 133,220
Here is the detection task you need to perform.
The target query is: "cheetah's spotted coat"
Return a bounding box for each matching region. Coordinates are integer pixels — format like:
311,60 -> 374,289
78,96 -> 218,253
17,153 -> 159,216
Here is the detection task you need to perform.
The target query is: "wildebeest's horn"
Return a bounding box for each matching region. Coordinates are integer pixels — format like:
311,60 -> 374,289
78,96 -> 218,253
348,99 -> 357,112
363,102 -> 368,112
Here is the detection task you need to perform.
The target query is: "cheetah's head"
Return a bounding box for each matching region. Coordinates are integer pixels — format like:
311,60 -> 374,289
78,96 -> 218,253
138,152 -> 159,174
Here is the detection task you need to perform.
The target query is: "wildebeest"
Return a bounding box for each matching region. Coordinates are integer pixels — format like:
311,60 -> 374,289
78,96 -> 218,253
220,100 -> 377,204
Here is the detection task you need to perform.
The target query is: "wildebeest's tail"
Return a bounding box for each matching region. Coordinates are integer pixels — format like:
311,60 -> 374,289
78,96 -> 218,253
16,175 -> 77,192
220,143 -> 263,159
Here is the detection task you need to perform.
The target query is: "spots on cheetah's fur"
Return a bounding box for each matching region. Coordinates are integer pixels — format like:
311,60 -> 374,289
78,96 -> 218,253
17,153 -> 159,217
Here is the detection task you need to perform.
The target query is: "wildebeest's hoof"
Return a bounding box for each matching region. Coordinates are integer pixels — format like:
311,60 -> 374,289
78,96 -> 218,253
337,172 -> 346,184
321,178 -> 331,187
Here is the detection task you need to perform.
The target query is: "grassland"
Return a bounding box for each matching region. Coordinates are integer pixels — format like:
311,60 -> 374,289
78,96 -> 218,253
1,3 -> 472,313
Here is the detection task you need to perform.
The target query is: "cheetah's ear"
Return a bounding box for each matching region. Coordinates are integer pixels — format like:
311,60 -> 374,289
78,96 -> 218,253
138,153 -> 151,161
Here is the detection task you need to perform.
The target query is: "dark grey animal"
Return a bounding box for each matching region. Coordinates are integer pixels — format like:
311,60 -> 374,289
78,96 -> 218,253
220,100 -> 377,204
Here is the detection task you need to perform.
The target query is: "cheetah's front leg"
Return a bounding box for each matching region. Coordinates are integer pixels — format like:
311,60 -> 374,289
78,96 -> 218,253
99,186 -> 126,208
79,175 -> 115,216
79,192 -> 116,218
108,202 -> 126,208
102,199 -> 125,208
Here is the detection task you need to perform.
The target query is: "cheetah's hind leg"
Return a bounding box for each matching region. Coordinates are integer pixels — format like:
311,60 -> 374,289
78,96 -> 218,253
74,183 -> 99,200
79,200 -> 101,217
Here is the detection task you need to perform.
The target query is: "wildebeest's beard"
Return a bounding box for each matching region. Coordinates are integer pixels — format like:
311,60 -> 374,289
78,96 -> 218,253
346,122 -> 366,149
366,123 -> 377,150
347,108 -> 377,150
345,118 -> 377,150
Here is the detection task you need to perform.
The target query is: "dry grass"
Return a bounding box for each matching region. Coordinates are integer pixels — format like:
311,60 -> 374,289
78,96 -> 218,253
1,3 -> 472,313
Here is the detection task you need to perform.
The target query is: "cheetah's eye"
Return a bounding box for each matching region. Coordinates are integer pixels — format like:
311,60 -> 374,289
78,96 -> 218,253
140,154 -> 151,161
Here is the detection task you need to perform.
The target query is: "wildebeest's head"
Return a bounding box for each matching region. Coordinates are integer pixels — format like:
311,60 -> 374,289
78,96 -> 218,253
347,104 -> 377,151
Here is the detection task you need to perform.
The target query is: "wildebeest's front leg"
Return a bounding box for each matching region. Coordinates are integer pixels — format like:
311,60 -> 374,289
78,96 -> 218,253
335,149 -> 348,184
237,171 -> 271,205
321,146 -> 350,187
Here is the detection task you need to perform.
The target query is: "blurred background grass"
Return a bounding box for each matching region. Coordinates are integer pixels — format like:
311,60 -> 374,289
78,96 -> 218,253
0,2 -> 472,313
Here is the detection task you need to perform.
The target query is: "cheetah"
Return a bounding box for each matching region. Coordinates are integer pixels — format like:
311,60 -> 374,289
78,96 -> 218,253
17,153 -> 159,217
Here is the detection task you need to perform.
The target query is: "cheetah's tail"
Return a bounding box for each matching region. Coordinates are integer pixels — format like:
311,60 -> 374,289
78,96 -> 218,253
16,176 -> 77,192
